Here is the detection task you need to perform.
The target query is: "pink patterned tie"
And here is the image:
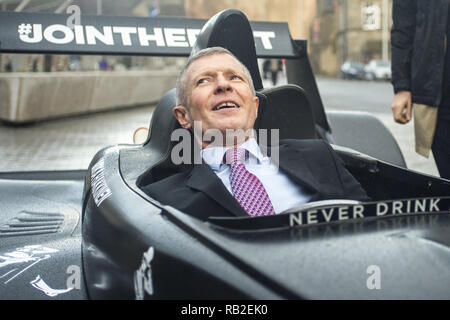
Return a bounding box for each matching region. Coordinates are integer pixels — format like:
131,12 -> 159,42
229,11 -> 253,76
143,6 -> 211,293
225,148 -> 275,217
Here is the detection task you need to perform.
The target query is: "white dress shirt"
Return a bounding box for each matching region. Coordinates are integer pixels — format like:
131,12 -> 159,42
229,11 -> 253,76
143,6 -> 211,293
201,138 -> 312,214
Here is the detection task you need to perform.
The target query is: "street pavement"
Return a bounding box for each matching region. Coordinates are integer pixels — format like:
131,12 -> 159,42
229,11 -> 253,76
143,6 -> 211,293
266,74 -> 439,177
314,76 -> 439,177
0,73 -> 439,178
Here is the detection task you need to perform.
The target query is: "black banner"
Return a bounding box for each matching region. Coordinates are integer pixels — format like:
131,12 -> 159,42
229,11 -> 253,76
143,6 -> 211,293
0,12 -> 295,57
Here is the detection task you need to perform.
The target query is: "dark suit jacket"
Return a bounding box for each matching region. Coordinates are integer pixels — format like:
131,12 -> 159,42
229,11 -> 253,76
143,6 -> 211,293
141,139 -> 370,220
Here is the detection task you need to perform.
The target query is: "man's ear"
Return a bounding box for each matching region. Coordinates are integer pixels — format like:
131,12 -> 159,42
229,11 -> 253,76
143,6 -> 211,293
253,95 -> 259,118
173,105 -> 192,129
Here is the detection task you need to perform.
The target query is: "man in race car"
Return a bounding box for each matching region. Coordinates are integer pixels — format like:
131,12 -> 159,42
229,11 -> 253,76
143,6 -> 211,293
142,47 -> 369,220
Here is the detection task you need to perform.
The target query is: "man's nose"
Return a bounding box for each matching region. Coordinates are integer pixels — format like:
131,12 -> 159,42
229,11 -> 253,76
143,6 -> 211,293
215,75 -> 232,94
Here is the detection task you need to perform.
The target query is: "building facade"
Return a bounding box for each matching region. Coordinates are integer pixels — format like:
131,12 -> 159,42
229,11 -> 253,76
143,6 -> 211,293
310,0 -> 392,76
183,0 -> 392,77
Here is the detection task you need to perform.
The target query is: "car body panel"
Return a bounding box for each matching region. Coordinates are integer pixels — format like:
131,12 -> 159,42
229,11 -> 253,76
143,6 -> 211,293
0,173 -> 88,299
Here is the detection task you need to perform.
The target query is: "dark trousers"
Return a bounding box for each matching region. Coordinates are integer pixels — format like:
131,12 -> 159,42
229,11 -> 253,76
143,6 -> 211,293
271,71 -> 278,86
432,116 -> 450,180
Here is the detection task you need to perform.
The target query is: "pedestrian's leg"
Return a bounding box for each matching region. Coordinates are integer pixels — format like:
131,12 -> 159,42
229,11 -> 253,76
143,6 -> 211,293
271,71 -> 277,86
431,117 -> 450,179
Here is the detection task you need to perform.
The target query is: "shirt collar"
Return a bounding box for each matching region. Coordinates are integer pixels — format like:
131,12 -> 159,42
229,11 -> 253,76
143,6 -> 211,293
201,137 -> 265,171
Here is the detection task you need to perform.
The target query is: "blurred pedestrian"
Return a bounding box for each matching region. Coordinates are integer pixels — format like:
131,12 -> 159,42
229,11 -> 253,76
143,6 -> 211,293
32,58 -> 39,72
99,57 -> 108,71
390,0 -> 450,179
269,59 -> 283,86
5,59 -> 12,72
262,59 -> 270,79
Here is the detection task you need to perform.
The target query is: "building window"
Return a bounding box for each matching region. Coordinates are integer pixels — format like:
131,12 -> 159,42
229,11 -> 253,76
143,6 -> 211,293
361,2 -> 381,30
321,0 -> 336,14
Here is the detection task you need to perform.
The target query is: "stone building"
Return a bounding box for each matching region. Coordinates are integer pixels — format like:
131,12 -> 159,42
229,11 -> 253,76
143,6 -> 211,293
183,0 -> 318,42
183,0 -> 392,77
310,0 -> 392,76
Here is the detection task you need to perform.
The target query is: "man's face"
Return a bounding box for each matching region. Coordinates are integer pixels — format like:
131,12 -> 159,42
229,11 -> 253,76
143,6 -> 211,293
174,53 -> 259,147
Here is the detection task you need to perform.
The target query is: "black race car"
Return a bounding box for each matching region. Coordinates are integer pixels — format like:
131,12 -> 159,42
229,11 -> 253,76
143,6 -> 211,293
0,9 -> 449,300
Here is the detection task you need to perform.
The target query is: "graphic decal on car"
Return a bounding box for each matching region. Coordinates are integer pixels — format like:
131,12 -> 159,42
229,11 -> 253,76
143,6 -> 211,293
287,197 -> 450,227
134,247 -> 155,300
30,275 -> 74,297
0,245 -> 58,284
91,158 -> 112,207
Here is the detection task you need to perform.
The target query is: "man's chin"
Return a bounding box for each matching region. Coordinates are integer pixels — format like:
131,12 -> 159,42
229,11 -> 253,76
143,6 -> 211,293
197,127 -> 255,148
222,127 -> 255,147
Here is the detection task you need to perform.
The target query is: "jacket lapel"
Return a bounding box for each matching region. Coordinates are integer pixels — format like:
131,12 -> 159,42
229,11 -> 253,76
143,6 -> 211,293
185,163 -> 249,217
185,141 -> 321,217
273,143 -> 320,194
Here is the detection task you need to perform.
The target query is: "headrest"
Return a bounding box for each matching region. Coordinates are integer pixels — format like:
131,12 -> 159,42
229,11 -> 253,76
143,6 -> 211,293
144,88 -> 180,152
191,9 -> 263,90
255,85 -> 317,141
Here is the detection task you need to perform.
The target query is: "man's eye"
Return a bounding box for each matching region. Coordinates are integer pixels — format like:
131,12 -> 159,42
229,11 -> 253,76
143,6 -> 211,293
231,75 -> 242,80
197,78 -> 208,85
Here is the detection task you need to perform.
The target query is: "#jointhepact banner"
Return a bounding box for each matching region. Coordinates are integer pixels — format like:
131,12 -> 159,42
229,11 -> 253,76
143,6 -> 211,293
0,12 -> 295,57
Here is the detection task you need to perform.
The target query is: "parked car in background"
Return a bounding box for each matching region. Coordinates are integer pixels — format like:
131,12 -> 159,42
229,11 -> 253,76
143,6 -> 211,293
364,60 -> 391,80
340,61 -> 366,79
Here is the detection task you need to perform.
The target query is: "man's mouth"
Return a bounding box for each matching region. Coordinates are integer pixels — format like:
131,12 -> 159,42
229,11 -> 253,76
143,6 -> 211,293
212,102 -> 240,111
